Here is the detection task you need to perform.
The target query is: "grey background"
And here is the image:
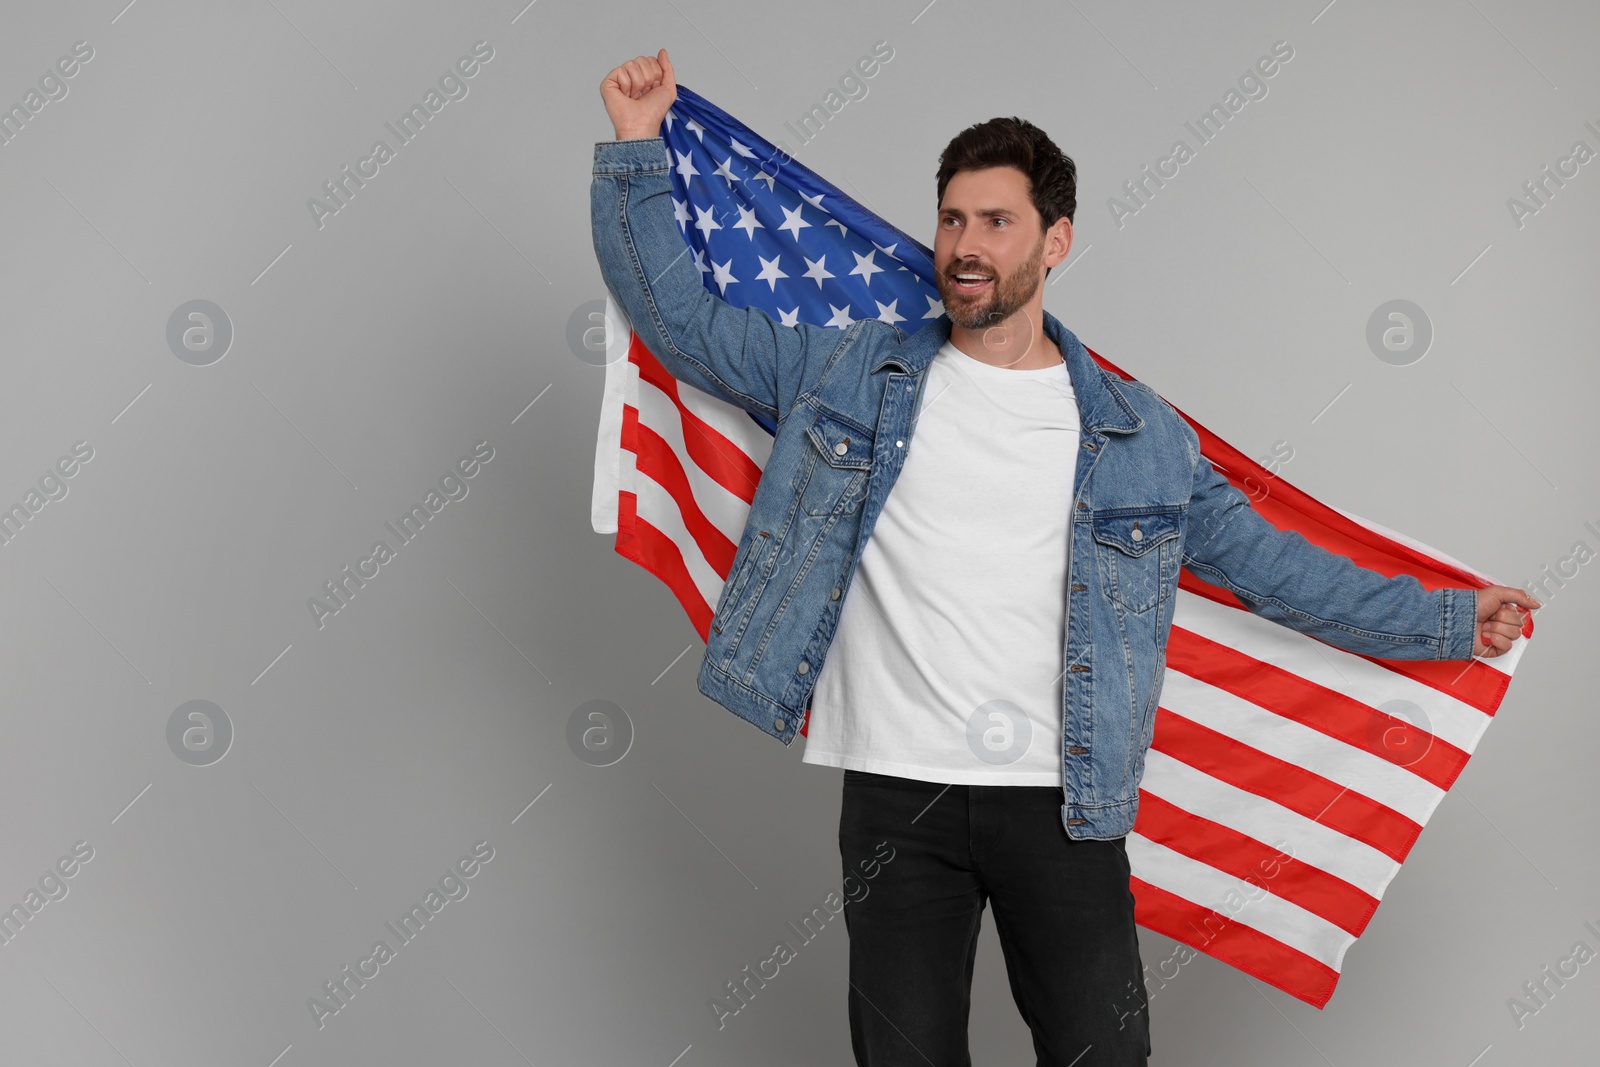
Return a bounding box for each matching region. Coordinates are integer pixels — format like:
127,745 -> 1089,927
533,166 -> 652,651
0,0 -> 1594,1064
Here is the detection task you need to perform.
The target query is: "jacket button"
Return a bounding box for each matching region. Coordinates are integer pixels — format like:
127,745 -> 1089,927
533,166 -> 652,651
1131,527 -> 1144,542
1069,664 -> 1089,672
1072,583 -> 1086,592
1068,745 -> 1088,755
797,661 -> 809,674
1077,502 -> 1088,509
831,587 -> 841,600
834,440 -> 849,455
1067,818 -> 1088,826
774,717 -> 787,730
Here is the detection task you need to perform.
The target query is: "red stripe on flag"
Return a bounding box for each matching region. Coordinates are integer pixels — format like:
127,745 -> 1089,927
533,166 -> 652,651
632,335 -> 764,504
1134,786 -> 1382,936
1131,876 -> 1340,1008
629,414 -> 738,578
1166,627 -> 1470,792
612,493 -> 715,643
1367,655 -> 1511,714
1176,571 -> 1511,715
1150,709 -> 1422,864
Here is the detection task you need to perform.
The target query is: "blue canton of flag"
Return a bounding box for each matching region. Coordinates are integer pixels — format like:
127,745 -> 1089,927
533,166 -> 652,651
660,85 -> 943,432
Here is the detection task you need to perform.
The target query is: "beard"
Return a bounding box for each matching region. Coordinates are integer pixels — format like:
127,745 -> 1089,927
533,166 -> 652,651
937,229 -> 1047,331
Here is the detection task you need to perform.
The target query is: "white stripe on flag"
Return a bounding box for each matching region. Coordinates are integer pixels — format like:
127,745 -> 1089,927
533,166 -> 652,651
590,296 -> 634,535
1139,748 -> 1399,899
1173,591 -> 1493,756
1157,670 -> 1443,825
674,372 -> 776,465
635,372 -> 760,542
632,458 -> 726,610
1127,832 -> 1353,971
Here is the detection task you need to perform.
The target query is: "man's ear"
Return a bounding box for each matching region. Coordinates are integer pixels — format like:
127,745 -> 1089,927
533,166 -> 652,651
1045,216 -> 1073,269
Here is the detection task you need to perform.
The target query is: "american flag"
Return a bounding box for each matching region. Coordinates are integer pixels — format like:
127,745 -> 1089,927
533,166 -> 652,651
589,84 -> 1535,1008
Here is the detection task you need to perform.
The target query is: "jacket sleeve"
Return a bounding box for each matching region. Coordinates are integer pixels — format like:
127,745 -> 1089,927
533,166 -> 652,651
589,136 -> 847,422
1179,420 -> 1478,660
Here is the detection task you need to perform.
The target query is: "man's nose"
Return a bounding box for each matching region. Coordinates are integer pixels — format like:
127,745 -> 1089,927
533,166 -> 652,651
952,232 -> 986,269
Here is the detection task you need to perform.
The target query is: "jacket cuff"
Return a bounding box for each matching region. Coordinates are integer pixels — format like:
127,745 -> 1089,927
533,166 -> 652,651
1440,586 -> 1478,660
592,137 -> 670,175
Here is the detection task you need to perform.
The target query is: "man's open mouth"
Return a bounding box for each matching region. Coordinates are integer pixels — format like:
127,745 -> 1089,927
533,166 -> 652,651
952,272 -> 992,293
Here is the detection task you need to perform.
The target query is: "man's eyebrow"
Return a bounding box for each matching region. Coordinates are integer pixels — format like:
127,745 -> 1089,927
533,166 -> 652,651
938,206 -> 1016,219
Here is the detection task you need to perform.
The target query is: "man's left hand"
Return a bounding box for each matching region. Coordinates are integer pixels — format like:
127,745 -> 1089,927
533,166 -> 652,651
1474,585 -> 1541,659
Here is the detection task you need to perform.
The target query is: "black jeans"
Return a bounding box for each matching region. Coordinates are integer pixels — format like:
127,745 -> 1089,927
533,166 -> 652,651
839,769 -> 1151,1067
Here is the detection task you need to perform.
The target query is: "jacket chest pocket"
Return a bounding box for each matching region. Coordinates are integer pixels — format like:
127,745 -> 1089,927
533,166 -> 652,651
793,408 -> 874,517
1091,507 -> 1183,614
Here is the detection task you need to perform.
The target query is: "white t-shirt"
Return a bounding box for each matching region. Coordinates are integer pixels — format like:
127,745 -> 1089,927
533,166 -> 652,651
801,338 -> 1080,785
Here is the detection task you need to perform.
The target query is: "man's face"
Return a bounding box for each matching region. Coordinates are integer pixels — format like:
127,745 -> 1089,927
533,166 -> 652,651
934,166 -> 1065,331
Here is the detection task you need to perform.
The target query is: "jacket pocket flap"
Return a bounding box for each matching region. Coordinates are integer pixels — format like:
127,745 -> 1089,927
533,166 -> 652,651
1091,509 -> 1181,557
806,410 -> 874,470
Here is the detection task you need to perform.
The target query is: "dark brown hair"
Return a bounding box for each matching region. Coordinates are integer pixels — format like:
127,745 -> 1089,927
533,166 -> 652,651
935,117 -> 1077,274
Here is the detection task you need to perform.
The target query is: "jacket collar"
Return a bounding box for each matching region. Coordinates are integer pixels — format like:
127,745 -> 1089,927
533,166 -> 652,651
871,310 -> 1145,434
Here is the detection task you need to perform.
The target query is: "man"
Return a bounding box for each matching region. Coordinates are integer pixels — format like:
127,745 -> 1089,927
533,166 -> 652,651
592,49 -> 1537,1067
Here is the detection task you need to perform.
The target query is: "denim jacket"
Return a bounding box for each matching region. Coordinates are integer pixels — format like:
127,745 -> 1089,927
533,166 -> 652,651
590,136 -> 1478,840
